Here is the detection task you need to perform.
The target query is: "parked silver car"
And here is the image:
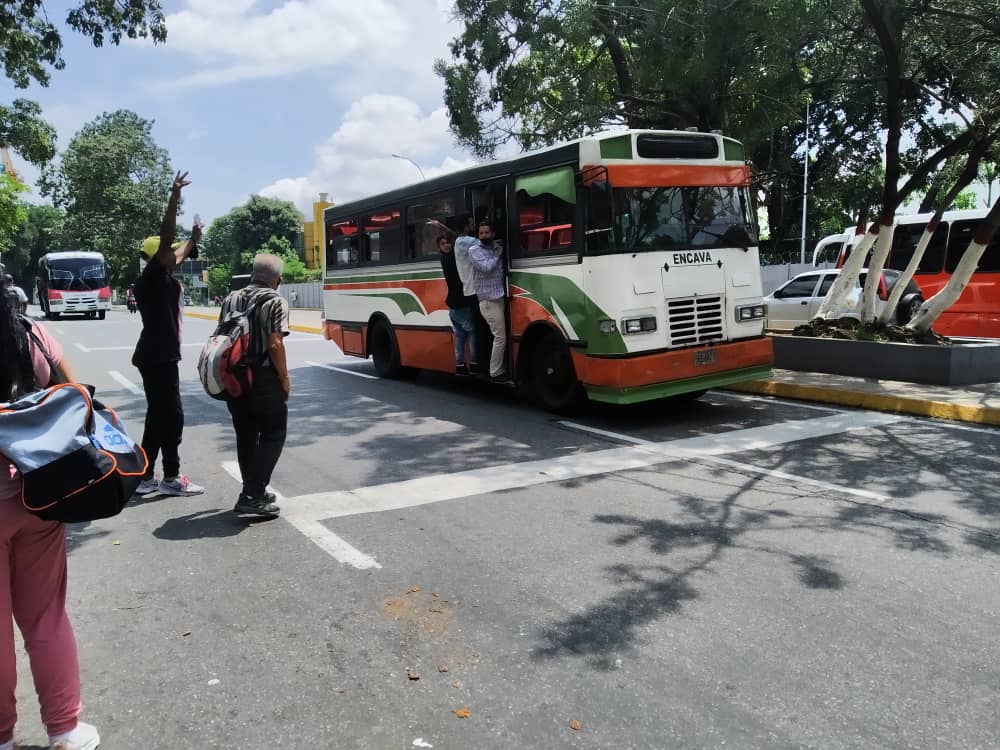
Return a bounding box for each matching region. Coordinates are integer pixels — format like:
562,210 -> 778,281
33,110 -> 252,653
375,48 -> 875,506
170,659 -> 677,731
764,269 -> 924,331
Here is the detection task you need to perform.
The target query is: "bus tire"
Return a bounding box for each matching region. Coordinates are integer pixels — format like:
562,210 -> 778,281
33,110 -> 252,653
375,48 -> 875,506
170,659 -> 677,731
98,310 -> 106,320
529,331 -> 584,413
369,319 -> 416,379
48,311 -> 60,321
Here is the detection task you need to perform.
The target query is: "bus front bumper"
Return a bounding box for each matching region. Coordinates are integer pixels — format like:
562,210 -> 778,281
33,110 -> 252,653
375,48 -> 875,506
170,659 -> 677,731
49,299 -> 111,313
572,337 -> 774,405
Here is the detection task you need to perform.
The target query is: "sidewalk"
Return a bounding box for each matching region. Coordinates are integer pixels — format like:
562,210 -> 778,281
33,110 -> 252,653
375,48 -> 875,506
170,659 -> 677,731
185,305 -> 323,335
728,369 -> 1000,426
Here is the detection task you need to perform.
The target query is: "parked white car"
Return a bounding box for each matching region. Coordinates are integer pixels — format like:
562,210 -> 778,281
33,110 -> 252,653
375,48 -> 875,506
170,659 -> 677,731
764,269 -> 924,331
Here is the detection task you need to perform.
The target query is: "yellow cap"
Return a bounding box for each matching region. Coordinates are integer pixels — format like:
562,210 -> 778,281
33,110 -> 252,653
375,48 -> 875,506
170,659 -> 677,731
140,236 -> 184,258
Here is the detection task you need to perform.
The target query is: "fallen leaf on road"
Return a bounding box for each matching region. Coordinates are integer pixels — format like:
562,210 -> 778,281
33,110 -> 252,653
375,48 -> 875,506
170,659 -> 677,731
431,592 -> 439,598
406,668 -> 420,681
569,720 -> 582,731
452,708 -> 471,719
429,607 -> 444,614
407,586 -> 422,594
181,631 -> 192,637
112,540 -> 121,546
437,664 -> 449,673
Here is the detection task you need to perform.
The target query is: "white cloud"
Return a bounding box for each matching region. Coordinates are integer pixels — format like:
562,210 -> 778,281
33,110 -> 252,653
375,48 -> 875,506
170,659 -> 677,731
159,0 -> 457,88
259,93 -> 479,211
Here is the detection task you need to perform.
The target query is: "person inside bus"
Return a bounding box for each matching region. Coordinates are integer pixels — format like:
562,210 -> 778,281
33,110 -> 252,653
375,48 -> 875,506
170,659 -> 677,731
436,235 -> 479,376
131,171 -> 205,498
468,221 -> 511,383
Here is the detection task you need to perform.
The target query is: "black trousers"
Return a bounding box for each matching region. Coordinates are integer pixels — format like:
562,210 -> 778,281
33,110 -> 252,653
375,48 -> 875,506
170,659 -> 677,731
226,367 -> 288,499
137,361 -> 183,479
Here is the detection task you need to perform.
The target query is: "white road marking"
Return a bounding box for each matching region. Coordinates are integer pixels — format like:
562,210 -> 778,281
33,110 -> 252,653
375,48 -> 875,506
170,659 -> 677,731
557,420 -> 656,445
560,417 -> 895,505
709,390 -> 841,413
72,337 -> 322,353
285,412 -> 901,521
306,360 -> 379,380
108,370 -> 143,395
902,417 -> 999,437
221,461 -> 381,570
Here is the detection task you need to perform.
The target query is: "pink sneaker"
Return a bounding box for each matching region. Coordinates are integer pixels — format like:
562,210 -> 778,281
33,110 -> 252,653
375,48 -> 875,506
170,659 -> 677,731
49,720 -> 100,749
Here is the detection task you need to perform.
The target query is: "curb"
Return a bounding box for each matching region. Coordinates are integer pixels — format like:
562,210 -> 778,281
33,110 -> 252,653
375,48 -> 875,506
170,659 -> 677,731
726,380 -> 1000,426
184,310 -> 324,336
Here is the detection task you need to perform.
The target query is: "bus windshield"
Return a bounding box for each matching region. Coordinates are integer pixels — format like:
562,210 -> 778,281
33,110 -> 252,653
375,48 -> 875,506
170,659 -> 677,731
46,258 -> 108,291
586,184 -> 756,254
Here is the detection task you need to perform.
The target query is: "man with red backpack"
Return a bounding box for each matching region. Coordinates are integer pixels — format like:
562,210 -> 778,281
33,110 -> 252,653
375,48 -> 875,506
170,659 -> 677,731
217,253 -> 290,517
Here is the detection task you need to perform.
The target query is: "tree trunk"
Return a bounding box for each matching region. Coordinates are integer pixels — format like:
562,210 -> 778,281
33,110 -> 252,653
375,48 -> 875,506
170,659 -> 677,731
816,221 -> 879,320
879,139 -> 993,325
860,213 -> 895,322
878,219 -> 937,324
907,200 -> 1000,333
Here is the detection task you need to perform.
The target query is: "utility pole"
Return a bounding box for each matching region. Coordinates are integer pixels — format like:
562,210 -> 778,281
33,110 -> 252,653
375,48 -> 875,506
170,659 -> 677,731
392,153 -> 425,180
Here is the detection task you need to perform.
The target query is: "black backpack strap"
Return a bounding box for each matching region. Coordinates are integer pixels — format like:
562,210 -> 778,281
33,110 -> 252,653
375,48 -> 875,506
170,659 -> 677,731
20,315 -> 66,386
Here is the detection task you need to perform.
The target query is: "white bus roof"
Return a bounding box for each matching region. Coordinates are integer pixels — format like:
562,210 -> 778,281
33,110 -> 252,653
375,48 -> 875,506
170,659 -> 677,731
41,251 -> 106,261
894,208 -> 988,224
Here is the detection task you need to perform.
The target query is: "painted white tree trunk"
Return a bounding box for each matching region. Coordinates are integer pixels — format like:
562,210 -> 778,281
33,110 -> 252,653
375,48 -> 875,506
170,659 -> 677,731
877,223 -> 935,325
906,200 -> 1000,334
816,228 -> 876,320
860,222 -> 894,322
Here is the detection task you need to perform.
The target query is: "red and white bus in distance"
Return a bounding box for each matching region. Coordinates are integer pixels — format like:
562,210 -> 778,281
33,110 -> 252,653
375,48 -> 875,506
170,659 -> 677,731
37,251 -> 112,320
813,209 -> 1000,338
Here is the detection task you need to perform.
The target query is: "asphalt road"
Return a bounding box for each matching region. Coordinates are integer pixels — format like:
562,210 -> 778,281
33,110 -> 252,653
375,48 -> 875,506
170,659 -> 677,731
11,308 -> 1000,749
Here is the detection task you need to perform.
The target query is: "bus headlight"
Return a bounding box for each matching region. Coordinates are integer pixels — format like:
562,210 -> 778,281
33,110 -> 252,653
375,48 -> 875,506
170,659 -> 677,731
736,304 -> 765,322
621,316 -> 657,334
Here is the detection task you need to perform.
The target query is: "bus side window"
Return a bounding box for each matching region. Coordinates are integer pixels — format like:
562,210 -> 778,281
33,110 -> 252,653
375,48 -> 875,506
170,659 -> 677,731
512,179 -> 576,258
946,219 -> 1000,273
889,222 -> 947,273
327,219 -> 359,269
407,190 -> 463,260
362,209 -> 402,265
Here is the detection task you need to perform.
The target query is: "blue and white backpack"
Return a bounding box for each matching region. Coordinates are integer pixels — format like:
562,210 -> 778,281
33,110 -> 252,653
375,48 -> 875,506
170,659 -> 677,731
0,319 -> 148,522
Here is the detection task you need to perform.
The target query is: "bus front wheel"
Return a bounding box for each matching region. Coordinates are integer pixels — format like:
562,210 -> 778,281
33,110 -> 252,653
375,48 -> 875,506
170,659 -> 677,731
529,332 -> 584,413
98,310 -> 106,320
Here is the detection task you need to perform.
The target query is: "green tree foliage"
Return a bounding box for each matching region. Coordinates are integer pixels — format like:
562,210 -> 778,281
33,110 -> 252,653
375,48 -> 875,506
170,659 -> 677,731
0,174 -> 28,258
437,0 -> 1000,251
0,99 -> 57,166
208,264 -> 232,299
4,203 -> 64,280
202,196 -> 303,272
39,110 -> 173,285
0,0 -> 166,89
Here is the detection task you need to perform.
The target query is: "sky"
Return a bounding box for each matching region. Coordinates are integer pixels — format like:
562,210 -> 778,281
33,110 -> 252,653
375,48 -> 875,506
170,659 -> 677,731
3,0 -> 482,224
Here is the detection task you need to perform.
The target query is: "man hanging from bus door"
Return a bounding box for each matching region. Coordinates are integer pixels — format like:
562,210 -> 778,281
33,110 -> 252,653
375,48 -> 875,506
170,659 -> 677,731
435,235 -> 478,376
429,215 -> 481,375
468,220 -> 512,384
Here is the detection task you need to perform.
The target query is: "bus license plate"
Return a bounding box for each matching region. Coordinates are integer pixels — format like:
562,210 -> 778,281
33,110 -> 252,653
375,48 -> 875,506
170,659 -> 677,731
694,349 -> 717,367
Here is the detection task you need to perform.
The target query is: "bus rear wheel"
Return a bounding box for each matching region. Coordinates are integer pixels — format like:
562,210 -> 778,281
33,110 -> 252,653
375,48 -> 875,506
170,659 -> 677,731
369,320 -> 416,379
530,331 -> 584,413
98,310 -> 106,320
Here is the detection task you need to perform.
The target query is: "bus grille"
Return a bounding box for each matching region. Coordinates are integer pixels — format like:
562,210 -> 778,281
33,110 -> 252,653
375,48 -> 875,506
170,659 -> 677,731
666,296 -> 724,347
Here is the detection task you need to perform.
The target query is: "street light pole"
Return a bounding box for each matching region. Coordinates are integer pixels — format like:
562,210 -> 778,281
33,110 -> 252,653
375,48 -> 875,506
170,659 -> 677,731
391,153 -> 426,181
800,102 -> 810,265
